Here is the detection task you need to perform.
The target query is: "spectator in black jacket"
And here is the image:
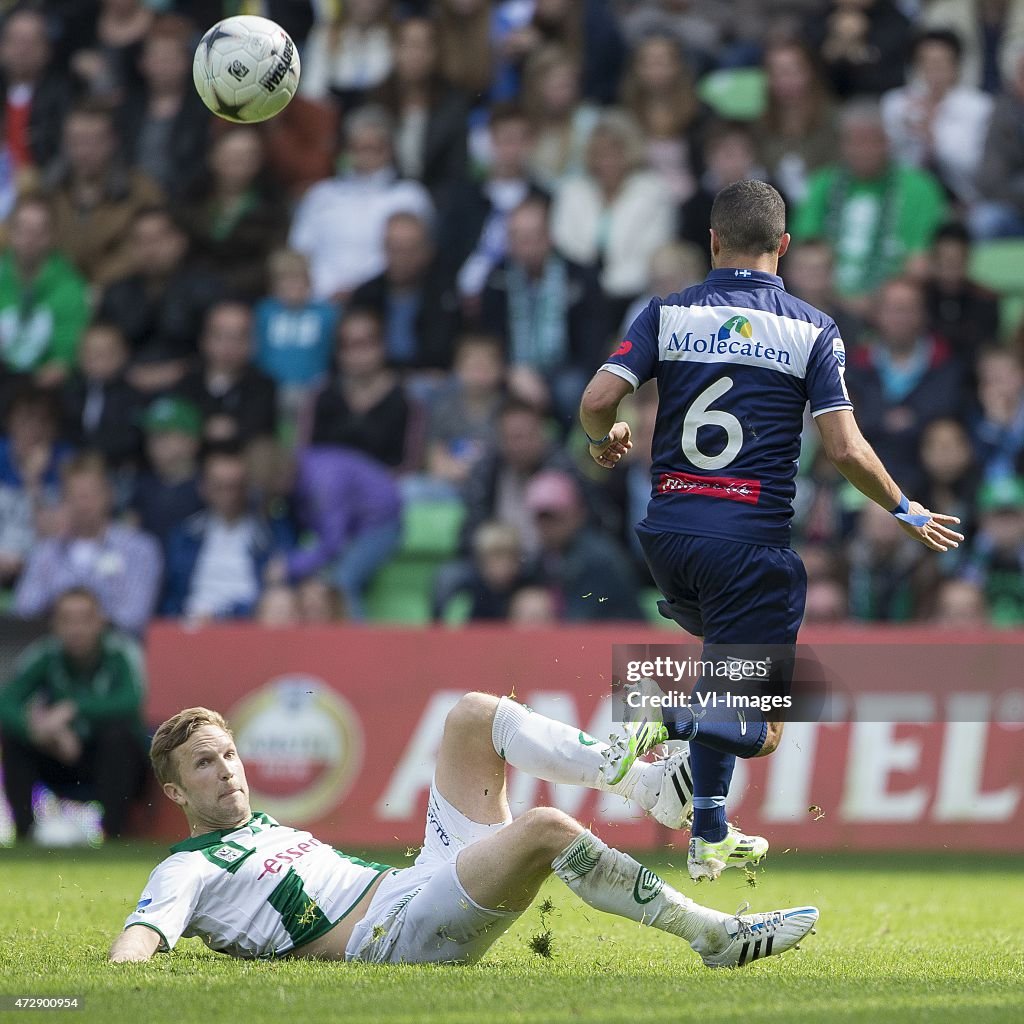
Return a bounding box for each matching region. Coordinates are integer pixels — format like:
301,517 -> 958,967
0,9 -> 74,172
350,211 -> 460,370
98,206 -> 222,384
481,195 -> 606,424
307,307 -> 411,467
61,322 -> 143,470
844,276 -> 967,492
180,301 -> 278,445
117,15 -> 209,198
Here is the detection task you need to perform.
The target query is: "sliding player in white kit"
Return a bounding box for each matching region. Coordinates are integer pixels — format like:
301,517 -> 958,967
109,697 -> 818,968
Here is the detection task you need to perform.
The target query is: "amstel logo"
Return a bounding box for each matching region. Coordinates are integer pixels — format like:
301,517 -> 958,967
231,677 -> 362,823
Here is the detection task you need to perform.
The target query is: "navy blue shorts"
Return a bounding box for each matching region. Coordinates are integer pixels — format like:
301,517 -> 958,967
636,524 -> 807,645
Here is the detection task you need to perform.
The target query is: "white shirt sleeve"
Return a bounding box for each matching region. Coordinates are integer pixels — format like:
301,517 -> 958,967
123,855 -> 204,952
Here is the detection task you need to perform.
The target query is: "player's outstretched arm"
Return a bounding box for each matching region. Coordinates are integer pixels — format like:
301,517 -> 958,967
580,369 -> 634,469
815,409 -> 964,552
109,924 -> 161,963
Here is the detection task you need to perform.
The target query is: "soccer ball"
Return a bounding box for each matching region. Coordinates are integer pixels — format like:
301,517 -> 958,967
193,16 -> 300,124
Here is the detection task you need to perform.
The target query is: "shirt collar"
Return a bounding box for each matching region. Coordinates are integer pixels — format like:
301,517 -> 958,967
170,811 -> 272,852
706,268 -> 785,289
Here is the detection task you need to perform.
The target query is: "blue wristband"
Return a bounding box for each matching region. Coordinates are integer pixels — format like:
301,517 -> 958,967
891,493 -> 931,528
585,430 -> 611,446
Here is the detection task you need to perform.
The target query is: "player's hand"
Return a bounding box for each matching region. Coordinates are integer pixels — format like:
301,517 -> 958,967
589,422 -> 632,469
896,500 -> 964,552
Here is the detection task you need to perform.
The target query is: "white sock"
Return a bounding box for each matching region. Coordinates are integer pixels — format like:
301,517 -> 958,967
551,829 -> 730,951
492,696 -> 652,799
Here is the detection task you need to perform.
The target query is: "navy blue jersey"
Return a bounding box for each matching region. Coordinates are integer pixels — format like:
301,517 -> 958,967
603,268 -> 852,547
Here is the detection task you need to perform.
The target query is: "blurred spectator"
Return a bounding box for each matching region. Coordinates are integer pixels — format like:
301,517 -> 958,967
481,196 -> 606,420
460,398 -> 575,555
925,223 -> 1000,362
803,578 -> 850,624
807,0 -> 913,98
919,417 -> 979,560
793,101 -> 947,308
289,105 -> 433,301
128,396 -> 203,550
434,521 -> 541,622
0,387 -> 67,588
620,241 -> 707,336
0,195 -> 89,384
880,29 -> 993,204
436,0 -> 493,98
255,249 -> 338,424
60,321 -> 143,469
180,300 -> 278,445
45,101 -> 164,287
269,445 -> 402,620
522,45 -> 598,191
507,583 -> 559,626
755,38 -> 840,205
793,447 -> 849,546
972,347 -> 1024,479
350,211 -> 461,370
118,14 -> 209,198
69,0 -> 153,102
307,307 -> 410,467
552,109 -> 674,320
14,452 -> 162,635
0,7 -> 73,172
296,576 -> 347,623
261,94 -> 340,199
962,475 -> 1024,625
844,277 -> 965,491
300,0 -> 394,109
973,45 -> 1024,238
0,587 -> 148,842
846,500 -> 930,621
447,104 -> 544,303
678,122 -> 765,251
181,127 -> 289,301
255,583 -> 300,628
526,469 -> 642,621
375,17 -> 469,198
425,334 -> 505,494
782,240 -> 865,344
162,446 -> 291,620
921,0 -> 1024,93
620,33 -> 707,203
97,206 -> 221,388
931,577 -> 989,627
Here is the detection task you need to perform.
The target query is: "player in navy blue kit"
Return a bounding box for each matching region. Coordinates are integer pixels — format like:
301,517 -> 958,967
579,180 -> 964,881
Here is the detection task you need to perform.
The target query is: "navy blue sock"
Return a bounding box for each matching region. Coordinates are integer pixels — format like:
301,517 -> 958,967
689,743 -> 734,843
665,706 -> 698,741
687,709 -> 767,758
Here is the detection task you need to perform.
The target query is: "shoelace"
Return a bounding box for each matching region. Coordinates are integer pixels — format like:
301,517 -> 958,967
732,902 -> 785,941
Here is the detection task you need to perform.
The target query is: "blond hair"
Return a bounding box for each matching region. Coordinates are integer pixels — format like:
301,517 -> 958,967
150,707 -> 233,785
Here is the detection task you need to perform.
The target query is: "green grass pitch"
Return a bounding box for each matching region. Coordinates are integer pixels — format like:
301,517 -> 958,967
2,846 -> 1022,1024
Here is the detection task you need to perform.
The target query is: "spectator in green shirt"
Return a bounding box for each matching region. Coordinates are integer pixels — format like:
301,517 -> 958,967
791,101 -> 947,312
0,194 -> 89,386
0,586 -> 148,841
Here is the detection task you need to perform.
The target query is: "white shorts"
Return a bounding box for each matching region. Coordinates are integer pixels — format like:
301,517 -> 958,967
344,782 -> 519,964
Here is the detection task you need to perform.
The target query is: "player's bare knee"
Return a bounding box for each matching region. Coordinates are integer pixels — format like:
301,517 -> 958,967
520,806 -> 582,862
444,692 -> 499,743
755,721 -> 784,757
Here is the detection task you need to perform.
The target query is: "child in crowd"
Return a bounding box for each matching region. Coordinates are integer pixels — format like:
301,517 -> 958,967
254,248 -> 338,432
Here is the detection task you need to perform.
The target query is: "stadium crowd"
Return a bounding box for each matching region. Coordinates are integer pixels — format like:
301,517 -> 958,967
0,0 -> 1023,639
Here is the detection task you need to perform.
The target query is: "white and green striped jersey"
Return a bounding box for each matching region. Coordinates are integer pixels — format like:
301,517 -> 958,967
124,812 -> 393,959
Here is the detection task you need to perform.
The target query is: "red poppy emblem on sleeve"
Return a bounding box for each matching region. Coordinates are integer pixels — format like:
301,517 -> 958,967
613,339 -> 632,356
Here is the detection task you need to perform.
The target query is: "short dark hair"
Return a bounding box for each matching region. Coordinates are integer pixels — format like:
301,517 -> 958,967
912,28 -> 963,63
710,180 -> 786,257
932,221 -> 971,247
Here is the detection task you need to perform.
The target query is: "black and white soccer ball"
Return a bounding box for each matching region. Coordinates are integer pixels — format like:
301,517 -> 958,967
193,16 -> 300,124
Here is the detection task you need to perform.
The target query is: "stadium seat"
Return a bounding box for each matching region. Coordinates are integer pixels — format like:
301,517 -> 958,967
697,68 -> 767,121
969,239 -> 1024,296
640,588 -> 678,630
400,499 -> 466,559
365,560 -> 437,625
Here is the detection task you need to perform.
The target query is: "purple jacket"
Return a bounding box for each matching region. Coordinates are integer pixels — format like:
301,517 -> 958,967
286,446 -> 402,580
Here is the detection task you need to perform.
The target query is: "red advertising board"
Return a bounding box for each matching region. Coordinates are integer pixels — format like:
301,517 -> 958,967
146,623 -> 1024,851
